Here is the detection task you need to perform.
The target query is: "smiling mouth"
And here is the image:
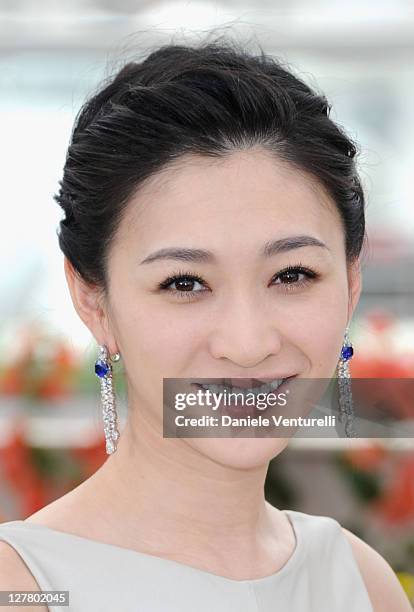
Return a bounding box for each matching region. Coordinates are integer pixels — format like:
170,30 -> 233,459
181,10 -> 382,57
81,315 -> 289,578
192,375 -> 297,393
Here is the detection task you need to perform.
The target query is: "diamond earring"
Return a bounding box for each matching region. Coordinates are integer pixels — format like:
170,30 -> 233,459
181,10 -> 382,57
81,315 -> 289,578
94,344 -> 121,454
336,325 -> 356,438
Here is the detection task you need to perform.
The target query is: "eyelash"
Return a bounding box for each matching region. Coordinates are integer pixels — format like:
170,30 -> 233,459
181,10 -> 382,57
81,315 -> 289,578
157,263 -> 320,302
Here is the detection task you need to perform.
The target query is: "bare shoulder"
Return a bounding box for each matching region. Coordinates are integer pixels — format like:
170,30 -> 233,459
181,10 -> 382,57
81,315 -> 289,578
0,541 -> 49,611
341,527 -> 412,612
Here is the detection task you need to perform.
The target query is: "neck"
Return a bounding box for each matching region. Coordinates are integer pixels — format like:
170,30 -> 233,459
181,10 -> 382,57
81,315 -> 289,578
84,401 -> 280,572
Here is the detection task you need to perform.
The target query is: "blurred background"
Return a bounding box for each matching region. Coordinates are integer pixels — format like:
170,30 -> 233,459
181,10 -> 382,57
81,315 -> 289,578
0,0 -> 413,604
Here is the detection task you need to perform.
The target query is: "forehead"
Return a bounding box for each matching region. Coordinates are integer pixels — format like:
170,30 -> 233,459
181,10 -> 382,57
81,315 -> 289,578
120,149 -> 342,254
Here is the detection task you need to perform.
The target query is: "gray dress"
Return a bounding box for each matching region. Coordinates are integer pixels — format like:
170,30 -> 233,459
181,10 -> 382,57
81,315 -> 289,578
0,509 -> 373,611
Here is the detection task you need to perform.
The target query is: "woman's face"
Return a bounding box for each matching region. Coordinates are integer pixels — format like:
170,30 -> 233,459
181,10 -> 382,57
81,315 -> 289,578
71,149 -> 361,469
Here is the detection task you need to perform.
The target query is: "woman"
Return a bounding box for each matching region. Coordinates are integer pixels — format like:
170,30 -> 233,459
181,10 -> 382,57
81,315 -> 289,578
0,37 -> 411,611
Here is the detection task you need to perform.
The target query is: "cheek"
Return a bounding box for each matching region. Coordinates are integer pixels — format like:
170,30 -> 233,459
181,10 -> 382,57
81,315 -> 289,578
301,318 -> 347,376
113,299 -> 202,403
277,279 -> 349,376
311,298 -> 349,376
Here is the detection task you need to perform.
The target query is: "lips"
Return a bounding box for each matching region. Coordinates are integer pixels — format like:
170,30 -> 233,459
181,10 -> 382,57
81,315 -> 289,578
224,378 -> 275,389
193,375 -> 297,389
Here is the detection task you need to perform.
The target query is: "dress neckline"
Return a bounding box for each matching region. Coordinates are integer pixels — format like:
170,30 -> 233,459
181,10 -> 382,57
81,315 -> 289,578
3,508 -> 305,586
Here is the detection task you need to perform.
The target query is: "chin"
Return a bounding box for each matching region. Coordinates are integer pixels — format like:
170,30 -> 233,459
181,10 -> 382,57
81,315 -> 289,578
187,437 -> 290,470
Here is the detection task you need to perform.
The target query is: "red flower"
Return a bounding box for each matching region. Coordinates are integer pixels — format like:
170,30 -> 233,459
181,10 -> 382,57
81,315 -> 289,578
343,444 -> 388,471
0,425 -> 48,517
373,455 -> 414,525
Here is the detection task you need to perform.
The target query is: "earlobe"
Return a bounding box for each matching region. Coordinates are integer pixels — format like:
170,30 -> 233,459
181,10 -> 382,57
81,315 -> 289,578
63,257 -> 112,348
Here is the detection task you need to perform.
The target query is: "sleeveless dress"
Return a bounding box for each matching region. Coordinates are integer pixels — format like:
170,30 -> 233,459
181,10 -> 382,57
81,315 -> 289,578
0,509 -> 373,612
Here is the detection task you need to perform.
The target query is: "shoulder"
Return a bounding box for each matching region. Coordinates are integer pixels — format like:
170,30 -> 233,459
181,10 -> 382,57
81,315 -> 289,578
341,527 -> 412,612
0,541 -> 49,612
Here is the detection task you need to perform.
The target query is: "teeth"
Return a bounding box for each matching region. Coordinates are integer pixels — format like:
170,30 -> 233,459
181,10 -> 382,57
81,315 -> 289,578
199,379 -> 284,395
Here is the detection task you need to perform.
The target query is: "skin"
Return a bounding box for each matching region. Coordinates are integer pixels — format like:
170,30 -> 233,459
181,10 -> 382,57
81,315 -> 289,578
14,148 -> 411,609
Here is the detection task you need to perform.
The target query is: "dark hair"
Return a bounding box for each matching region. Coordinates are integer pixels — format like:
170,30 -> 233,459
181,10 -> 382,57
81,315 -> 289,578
55,36 -> 366,294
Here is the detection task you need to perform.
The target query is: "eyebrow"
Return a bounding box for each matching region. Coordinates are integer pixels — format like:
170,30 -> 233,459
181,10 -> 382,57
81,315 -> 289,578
140,235 -> 329,265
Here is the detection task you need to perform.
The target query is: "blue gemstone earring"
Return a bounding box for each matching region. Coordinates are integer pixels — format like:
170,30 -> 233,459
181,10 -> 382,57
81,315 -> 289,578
336,325 -> 356,437
94,344 -> 121,454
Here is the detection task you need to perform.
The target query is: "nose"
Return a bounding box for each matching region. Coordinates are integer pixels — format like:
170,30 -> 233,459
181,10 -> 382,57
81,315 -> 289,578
208,298 -> 283,368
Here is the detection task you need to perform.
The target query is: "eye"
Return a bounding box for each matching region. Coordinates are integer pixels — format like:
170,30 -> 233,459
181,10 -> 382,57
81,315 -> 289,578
157,264 -> 319,302
271,265 -> 318,291
157,270 -> 209,301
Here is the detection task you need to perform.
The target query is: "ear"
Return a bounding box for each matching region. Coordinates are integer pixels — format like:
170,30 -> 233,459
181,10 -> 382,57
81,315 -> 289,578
347,258 -> 362,321
63,257 -> 118,354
